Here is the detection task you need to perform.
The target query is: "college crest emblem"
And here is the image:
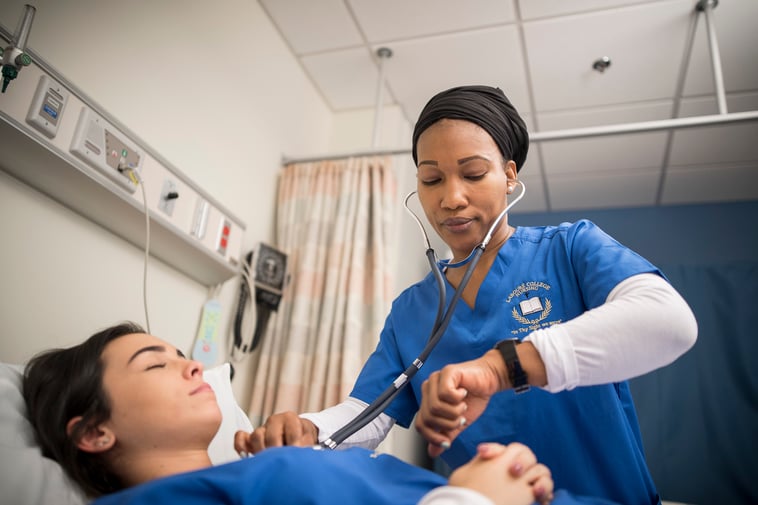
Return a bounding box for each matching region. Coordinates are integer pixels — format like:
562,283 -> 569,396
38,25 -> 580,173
506,281 -> 556,332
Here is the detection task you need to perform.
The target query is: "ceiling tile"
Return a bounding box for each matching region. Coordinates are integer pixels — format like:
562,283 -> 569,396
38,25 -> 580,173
682,0 -> 758,97
670,122 -> 758,167
258,0 -> 758,211
523,0 -> 695,112
301,48 -> 386,109
661,163 -> 758,205
669,93 -> 758,167
518,0 -> 661,20
376,26 -> 530,123
538,102 -> 672,176
260,0 -> 363,54
348,0 -> 516,43
548,169 -> 661,210
537,100 -> 674,129
542,132 -> 670,176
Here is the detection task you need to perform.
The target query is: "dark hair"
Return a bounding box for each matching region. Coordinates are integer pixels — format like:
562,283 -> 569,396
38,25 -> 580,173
412,85 -> 530,172
22,322 -> 145,497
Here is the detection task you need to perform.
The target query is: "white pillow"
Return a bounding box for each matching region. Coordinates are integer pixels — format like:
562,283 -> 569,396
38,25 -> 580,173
205,362 -> 254,464
0,361 -> 253,504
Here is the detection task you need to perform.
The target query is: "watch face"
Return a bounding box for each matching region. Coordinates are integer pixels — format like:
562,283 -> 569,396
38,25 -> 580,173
255,243 -> 287,290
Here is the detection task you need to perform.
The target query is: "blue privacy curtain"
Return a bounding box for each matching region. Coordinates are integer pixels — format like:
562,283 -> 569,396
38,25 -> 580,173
629,261 -> 758,505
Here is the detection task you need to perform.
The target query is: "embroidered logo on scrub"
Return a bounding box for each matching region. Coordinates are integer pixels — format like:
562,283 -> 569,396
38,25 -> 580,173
506,281 -> 558,334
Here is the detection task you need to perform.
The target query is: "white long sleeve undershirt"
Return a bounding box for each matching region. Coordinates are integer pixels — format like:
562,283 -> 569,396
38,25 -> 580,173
301,273 -> 697,445
526,272 -> 697,392
300,397 -> 394,450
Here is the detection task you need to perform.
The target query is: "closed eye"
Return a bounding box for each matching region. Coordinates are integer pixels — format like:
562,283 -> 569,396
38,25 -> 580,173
465,173 -> 486,181
146,363 -> 166,371
419,178 -> 441,186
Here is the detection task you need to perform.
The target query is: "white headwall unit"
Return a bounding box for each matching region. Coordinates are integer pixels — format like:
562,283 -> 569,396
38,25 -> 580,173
0,36 -> 245,286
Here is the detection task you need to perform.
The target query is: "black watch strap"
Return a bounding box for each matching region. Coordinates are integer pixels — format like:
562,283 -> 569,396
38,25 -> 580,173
494,339 -> 530,394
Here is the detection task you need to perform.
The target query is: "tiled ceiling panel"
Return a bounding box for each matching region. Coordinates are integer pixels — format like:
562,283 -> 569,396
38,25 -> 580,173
301,47 -> 386,109
682,0 -> 758,96
519,0 -> 659,20
549,169 -> 661,210
259,0 -> 362,54
524,0 -> 695,112
374,26 -> 530,123
348,0 -> 516,42
258,0 -> 758,213
662,163 -> 758,205
538,102 -> 672,177
669,94 -> 758,167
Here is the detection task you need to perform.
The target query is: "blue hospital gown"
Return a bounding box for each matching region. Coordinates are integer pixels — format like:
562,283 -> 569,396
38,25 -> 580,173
93,446 -> 618,505
351,221 -> 662,505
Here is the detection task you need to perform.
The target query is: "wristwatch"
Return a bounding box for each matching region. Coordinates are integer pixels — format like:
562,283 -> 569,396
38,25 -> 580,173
494,339 -> 530,394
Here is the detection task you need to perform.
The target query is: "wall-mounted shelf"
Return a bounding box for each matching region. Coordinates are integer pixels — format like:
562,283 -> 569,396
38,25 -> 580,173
0,36 -> 245,286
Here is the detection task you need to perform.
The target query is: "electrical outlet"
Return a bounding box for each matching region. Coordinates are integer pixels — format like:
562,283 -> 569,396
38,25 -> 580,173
158,179 -> 178,216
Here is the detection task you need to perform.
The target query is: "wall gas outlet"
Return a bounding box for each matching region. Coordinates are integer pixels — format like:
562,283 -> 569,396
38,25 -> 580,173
26,75 -> 69,139
70,107 -> 142,193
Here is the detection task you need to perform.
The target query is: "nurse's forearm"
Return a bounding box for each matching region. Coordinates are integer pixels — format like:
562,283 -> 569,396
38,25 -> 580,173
300,397 -> 395,449
524,273 -> 697,392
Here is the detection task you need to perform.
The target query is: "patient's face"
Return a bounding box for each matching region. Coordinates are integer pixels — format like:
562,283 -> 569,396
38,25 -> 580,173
99,333 -> 222,452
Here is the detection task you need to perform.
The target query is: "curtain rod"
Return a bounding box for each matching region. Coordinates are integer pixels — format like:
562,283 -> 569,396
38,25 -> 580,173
281,110 -> 758,165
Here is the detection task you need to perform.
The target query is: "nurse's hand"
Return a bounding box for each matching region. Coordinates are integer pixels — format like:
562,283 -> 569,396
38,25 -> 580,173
235,411 -> 319,455
450,442 -> 554,505
415,350 -> 507,458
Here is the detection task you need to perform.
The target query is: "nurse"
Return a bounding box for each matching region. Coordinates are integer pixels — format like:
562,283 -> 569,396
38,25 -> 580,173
242,85 -> 698,505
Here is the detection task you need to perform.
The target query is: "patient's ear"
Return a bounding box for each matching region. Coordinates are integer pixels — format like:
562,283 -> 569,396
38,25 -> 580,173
66,416 -> 116,453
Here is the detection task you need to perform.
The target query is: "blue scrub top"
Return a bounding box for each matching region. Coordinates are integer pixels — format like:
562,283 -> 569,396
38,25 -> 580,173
351,221 -> 662,505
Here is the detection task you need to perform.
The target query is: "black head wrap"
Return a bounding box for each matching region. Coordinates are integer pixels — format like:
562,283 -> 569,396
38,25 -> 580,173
412,85 -> 529,172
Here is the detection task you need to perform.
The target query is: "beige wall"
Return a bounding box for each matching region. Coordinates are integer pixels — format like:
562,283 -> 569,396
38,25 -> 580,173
0,0 -> 330,406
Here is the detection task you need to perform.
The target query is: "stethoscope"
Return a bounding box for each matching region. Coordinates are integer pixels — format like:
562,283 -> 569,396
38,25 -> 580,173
319,179 -> 527,449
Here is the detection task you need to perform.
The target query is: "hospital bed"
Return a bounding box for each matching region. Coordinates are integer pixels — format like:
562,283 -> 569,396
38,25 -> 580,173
0,361 -> 252,505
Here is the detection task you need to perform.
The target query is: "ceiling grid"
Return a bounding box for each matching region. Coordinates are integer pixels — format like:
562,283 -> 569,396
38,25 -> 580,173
260,0 -> 758,212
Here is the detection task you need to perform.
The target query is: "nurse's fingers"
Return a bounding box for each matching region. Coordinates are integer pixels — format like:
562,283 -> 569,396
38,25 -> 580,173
262,414 -> 292,448
432,367 -> 471,405
283,417 -> 318,447
280,414 -> 306,446
420,372 -> 469,427
247,426 -> 268,454
234,430 -> 253,457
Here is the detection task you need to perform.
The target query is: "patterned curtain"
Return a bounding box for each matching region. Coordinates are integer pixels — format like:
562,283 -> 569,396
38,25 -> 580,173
247,156 -> 397,426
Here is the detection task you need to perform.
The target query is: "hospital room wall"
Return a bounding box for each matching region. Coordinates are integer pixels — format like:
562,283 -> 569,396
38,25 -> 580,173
0,0 -> 355,408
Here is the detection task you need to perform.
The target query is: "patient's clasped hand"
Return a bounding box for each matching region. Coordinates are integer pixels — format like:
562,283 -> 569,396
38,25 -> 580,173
19,322 -> 571,505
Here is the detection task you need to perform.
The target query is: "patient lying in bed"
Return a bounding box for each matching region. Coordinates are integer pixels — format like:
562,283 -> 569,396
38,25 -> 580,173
19,322 -> 617,505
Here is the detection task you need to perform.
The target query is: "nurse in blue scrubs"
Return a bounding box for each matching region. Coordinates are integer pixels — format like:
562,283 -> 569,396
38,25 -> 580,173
244,85 -> 698,505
